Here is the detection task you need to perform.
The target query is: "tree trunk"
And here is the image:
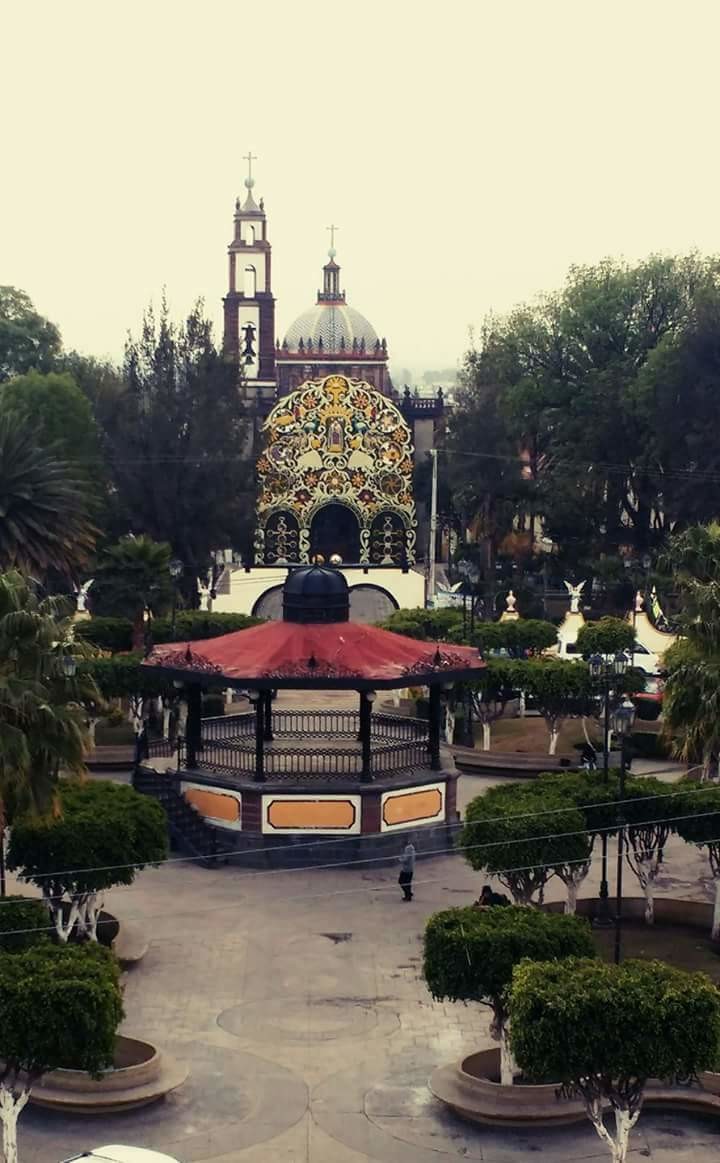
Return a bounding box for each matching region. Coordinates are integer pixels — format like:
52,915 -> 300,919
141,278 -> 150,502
640,871 -> 655,925
565,879 -> 578,915
0,1083 -> 29,1163
45,895 -> 81,943
548,723 -> 559,755
499,1023 -> 517,1087
481,722 -> 491,751
131,609 -> 145,653
712,878 -> 720,941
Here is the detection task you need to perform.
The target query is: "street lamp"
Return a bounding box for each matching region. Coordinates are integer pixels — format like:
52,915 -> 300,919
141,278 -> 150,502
588,651 -> 629,925
61,654 -> 77,679
612,697 -> 636,964
169,558 -> 184,640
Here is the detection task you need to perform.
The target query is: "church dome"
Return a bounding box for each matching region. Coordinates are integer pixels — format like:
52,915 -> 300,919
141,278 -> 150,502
283,303 -> 379,354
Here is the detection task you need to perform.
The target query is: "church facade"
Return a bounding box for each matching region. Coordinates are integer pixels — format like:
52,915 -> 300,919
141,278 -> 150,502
214,167 -> 444,620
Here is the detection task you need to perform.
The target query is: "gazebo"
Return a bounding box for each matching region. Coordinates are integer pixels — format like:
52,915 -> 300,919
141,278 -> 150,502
138,566 -> 485,862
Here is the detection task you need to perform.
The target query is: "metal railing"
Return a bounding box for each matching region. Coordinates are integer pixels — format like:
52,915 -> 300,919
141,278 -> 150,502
200,709 -> 427,743
177,736 -> 431,783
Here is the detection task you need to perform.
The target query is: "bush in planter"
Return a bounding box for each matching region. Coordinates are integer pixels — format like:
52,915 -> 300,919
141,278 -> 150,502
0,942 -> 122,1163
202,691 -> 226,718
424,906 -> 595,1087
8,780 -> 168,944
460,781 -> 593,908
510,957 -> 720,1163
0,897 -> 50,952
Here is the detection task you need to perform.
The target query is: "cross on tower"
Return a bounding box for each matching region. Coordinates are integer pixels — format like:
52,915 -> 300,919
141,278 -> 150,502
326,223 -> 339,251
243,151 -> 258,184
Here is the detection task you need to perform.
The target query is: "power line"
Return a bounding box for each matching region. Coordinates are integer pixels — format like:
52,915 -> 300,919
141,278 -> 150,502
1,826 -> 717,941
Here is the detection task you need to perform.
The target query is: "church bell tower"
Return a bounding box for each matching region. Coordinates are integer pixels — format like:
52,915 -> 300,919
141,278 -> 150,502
223,154 -> 276,399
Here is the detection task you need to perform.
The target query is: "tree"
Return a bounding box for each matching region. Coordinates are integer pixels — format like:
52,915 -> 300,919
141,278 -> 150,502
576,618 -> 635,657
459,782 -> 591,907
470,619 -> 558,657
378,606 -> 463,641
9,779 -> 168,942
0,571 -> 100,894
452,255 -> 720,575
103,300 -> 253,603
510,957 -> 720,1163
521,658 -> 592,754
92,535 -> 174,651
0,942 -> 122,1163
675,787 -> 720,937
466,658 -> 518,751
661,524 -> 720,778
0,371 -> 103,494
621,778 -> 682,925
0,410 -> 95,579
0,287 -> 61,383
424,906 -> 594,1086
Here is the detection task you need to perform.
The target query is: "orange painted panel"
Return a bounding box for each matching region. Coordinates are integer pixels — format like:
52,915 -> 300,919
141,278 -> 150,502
383,787 -> 443,827
266,798 -> 356,831
185,787 -> 240,823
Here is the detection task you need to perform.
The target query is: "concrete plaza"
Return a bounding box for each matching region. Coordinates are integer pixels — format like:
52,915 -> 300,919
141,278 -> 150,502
14,764 -> 720,1163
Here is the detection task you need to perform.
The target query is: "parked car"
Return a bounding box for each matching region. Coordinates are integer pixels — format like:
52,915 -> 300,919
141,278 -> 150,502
61,1148 -> 181,1163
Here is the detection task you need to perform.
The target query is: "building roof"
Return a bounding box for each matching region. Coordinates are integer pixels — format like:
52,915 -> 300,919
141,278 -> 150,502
143,620 -> 485,690
282,303 -> 379,355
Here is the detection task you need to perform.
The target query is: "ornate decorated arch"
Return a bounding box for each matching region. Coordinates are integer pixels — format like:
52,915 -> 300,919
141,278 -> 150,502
255,375 -> 417,565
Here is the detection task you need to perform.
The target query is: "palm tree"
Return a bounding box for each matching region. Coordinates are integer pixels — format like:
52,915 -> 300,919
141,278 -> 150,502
662,524 -> 720,779
93,535 -> 174,651
0,408 -> 96,579
0,571 -> 101,893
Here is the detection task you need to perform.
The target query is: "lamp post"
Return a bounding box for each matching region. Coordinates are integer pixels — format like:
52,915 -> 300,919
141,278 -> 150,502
612,697 -> 636,964
588,650 -> 629,925
169,558 -> 184,640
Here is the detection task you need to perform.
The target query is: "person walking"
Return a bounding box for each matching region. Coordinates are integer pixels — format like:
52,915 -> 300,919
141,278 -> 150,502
398,841 -> 416,901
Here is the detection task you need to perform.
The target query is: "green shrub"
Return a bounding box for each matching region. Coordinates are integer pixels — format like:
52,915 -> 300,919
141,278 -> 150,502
75,617 -> 133,653
202,692 -> 226,717
153,610 -> 262,642
0,896 -> 50,951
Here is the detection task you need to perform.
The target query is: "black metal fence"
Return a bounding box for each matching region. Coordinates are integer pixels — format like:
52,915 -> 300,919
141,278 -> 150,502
201,709 -> 427,743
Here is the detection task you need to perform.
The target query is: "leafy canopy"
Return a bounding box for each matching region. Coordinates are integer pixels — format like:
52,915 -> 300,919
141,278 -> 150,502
424,905 -> 594,1020
0,943 -> 122,1077
9,779 -> 168,897
510,957 -> 720,1088
0,287 -> 61,383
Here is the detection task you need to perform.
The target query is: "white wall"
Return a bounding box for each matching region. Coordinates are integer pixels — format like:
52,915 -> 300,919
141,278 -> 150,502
212,566 -> 425,618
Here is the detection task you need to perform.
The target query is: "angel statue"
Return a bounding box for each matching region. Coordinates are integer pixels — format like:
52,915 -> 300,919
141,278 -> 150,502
563,579 -> 586,614
74,578 -> 94,614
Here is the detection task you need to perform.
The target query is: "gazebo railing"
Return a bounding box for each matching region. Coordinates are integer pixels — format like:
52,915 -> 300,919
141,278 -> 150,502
200,709 -> 427,744
176,736 -> 431,782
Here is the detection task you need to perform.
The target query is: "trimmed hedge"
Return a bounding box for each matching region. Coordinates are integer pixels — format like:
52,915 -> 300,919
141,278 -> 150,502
0,896 -> 51,952
75,617 -> 133,653
153,610 -> 262,642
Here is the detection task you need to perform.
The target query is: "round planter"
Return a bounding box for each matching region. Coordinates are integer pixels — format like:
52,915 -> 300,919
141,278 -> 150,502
430,1048 -> 585,1127
29,1035 -> 188,1113
431,1048 -> 720,1128
543,895 -> 718,935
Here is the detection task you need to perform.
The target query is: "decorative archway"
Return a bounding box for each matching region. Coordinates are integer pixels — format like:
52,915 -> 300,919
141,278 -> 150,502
255,375 -> 417,565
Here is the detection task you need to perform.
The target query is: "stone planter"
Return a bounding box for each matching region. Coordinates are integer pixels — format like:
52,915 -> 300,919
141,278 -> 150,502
543,895 -> 718,934
29,1035 -> 188,1113
431,1047 -> 720,1128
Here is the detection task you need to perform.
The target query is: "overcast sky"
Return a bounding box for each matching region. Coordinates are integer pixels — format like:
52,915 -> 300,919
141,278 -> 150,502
4,1 -> 720,377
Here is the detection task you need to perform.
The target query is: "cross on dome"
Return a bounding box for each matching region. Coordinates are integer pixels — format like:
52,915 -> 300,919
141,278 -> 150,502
326,222 -> 339,260
244,151 -> 258,189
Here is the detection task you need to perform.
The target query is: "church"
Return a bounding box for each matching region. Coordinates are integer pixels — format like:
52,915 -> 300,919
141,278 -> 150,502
213,163 -> 445,621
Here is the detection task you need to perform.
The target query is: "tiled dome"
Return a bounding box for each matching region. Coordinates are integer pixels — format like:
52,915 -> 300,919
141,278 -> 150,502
283,304 -> 379,353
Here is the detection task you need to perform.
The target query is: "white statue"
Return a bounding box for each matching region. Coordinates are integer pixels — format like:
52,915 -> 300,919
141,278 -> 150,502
505,589 -> 517,613
198,579 -> 211,612
74,578 -> 94,613
634,589 -> 645,613
564,580 -> 586,614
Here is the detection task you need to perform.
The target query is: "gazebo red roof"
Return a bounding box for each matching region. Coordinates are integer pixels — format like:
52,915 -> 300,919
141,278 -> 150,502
143,619 -> 486,690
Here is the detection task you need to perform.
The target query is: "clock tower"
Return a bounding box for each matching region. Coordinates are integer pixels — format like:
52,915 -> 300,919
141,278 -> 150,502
223,154 -> 276,401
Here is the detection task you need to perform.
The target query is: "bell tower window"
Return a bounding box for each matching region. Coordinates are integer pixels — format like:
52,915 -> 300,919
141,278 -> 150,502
244,265 -> 257,297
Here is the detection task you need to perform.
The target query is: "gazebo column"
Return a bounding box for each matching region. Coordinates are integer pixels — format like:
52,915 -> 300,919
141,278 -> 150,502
428,684 -> 442,770
249,690 -> 265,782
359,691 -> 375,783
186,685 -> 203,769
263,690 -> 274,741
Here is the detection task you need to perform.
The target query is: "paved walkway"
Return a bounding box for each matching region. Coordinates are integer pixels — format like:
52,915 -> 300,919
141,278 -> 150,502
14,778 -> 720,1163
